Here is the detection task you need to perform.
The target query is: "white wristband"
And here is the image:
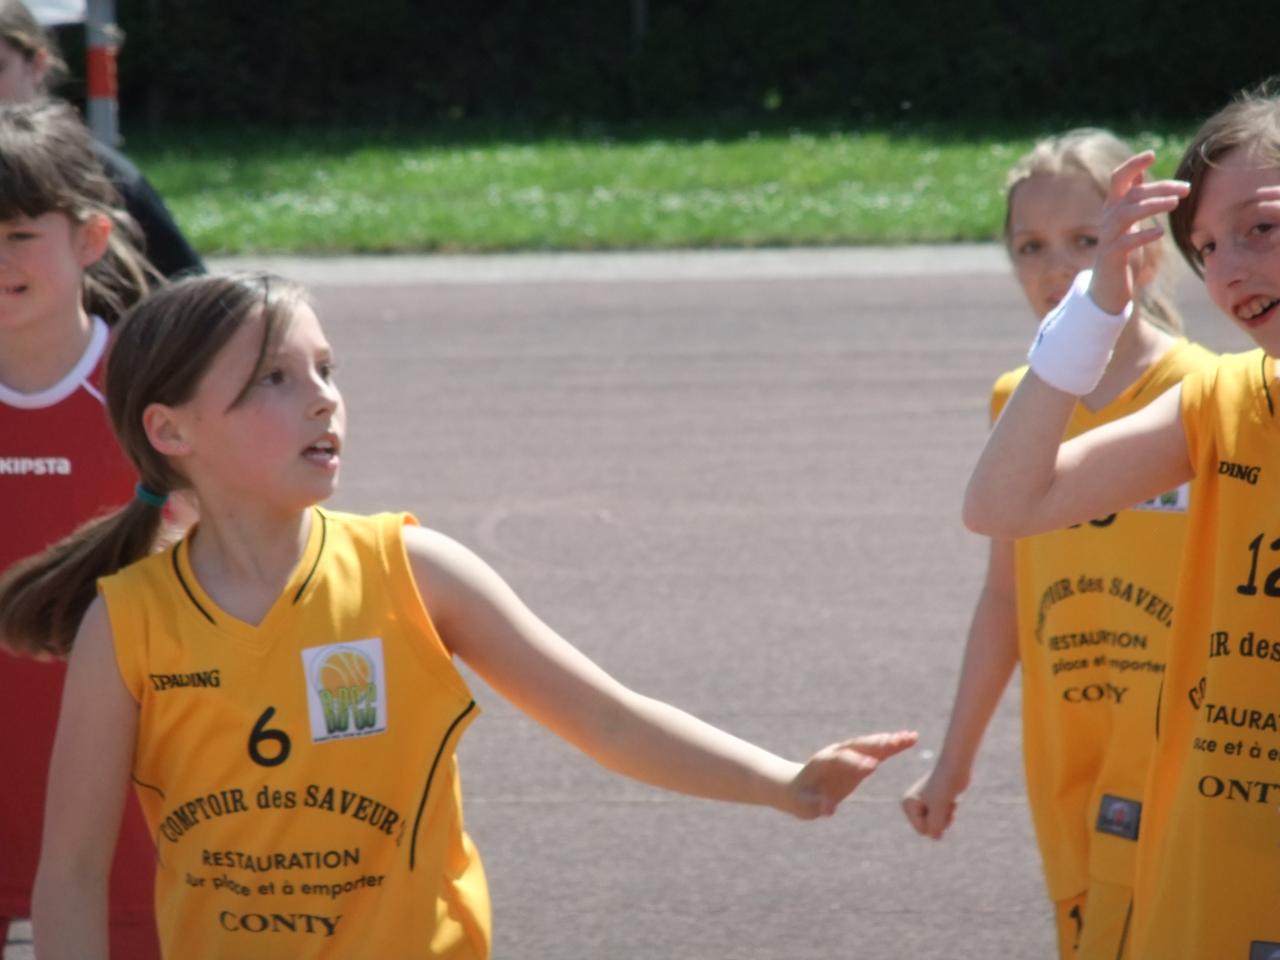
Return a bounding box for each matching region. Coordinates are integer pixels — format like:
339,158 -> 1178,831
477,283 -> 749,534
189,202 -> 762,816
1027,269 -> 1132,396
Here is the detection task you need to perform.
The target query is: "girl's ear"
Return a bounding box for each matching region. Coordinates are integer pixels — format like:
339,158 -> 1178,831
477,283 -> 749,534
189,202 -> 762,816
74,212 -> 112,269
28,48 -> 49,90
143,402 -> 191,458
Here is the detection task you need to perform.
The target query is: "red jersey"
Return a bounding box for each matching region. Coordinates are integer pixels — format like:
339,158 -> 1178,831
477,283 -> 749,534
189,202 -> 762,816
0,317 -> 153,923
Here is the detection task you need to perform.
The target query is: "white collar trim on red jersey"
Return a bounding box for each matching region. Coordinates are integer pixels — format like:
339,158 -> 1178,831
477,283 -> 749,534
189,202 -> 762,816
0,316 -> 109,410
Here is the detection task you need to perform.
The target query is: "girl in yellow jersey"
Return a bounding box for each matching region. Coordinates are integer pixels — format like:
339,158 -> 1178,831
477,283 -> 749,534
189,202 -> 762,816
901,129 -> 1215,960
966,84 -> 1280,959
0,274 -> 917,960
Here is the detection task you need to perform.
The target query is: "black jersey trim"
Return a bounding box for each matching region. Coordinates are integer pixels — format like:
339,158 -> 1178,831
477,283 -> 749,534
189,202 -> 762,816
292,508 -> 328,604
1154,677 -> 1163,740
131,773 -> 165,800
171,546 -> 216,625
1262,352 -> 1275,417
1114,897 -> 1133,960
133,775 -> 169,867
409,700 -> 477,871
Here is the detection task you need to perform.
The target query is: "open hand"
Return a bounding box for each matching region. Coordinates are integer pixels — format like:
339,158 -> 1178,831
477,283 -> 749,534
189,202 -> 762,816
785,730 -> 918,820
1089,152 -> 1190,314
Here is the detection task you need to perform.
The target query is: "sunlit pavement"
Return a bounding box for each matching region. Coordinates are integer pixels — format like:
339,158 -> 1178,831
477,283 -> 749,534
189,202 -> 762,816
6,247 -> 1238,960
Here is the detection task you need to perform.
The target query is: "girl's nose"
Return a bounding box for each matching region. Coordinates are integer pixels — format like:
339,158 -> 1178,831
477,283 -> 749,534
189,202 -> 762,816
1045,246 -> 1076,279
309,375 -> 341,418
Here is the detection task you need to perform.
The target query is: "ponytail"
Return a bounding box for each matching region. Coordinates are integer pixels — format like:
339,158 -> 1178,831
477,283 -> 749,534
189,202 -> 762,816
1135,286 -> 1184,336
1133,220 -> 1184,336
0,273 -> 306,657
0,496 -> 164,656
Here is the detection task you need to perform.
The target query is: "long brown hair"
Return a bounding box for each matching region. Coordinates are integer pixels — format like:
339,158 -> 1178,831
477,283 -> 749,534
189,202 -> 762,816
0,274 -> 307,656
0,98 -> 157,322
1004,127 -> 1183,334
1171,80 -> 1280,277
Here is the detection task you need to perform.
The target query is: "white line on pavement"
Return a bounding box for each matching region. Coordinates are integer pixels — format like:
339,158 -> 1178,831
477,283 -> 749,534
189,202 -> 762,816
209,244 -> 1008,287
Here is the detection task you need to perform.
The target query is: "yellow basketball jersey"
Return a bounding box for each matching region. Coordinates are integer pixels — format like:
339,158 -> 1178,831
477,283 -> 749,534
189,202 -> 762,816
1131,350 -> 1280,958
991,339 -> 1215,904
100,509 -> 490,959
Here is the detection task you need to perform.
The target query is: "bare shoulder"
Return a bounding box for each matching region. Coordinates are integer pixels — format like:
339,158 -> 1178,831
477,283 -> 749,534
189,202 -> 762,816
48,594 -> 139,794
71,595 -> 115,663
402,525 -> 483,586
64,595 -> 131,701
400,526 -> 510,627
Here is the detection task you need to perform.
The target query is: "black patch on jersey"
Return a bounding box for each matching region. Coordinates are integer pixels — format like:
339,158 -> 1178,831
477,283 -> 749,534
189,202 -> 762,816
1250,941 -> 1280,960
1095,794 -> 1141,841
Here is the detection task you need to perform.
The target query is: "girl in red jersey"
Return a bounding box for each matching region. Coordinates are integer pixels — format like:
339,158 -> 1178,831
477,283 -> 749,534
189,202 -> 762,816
1,273 -> 915,959
0,99 -> 160,958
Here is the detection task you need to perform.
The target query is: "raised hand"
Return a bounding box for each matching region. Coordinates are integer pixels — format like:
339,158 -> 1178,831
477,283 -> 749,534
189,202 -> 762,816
1256,184 -> 1280,219
784,730 -> 918,820
1089,152 -> 1189,314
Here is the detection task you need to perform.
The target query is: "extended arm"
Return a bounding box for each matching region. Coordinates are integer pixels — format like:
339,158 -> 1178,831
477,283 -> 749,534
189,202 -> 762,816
32,598 -> 138,960
406,527 -> 916,820
903,538 -> 1018,838
964,376 -> 1192,539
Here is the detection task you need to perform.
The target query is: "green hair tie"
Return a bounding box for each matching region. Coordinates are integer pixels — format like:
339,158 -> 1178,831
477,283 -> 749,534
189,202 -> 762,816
135,483 -> 169,509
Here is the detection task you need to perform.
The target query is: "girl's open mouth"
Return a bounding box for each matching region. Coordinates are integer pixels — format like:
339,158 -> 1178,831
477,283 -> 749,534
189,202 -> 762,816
1237,296 -> 1280,328
302,437 -> 340,466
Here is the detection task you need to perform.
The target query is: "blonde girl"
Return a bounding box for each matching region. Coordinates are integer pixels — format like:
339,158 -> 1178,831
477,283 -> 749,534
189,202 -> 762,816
8,274 -> 918,959
965,85 -> 1280,957
902,129 -> 1215,959
0,99 -> 159,957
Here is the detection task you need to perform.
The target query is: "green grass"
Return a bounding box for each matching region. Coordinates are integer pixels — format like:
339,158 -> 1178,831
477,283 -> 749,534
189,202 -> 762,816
126,124 -> 1193,255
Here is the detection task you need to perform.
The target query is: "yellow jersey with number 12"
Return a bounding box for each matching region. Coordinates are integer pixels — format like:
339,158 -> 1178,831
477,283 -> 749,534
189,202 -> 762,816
1131,350 -> 1280,958
991,339 -> 1215,907
101,509 -> 490,959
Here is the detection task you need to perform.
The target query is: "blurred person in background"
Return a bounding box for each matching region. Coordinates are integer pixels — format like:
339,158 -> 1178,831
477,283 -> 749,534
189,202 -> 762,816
0,0 -> 202,277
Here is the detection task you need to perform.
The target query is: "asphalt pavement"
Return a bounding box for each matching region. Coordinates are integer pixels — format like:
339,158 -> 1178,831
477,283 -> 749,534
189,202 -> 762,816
5,245 -> 1249,959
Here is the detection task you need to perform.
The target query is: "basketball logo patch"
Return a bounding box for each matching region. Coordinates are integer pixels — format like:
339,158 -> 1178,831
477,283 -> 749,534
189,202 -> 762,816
300,638 -> 389,743
1133,482 -> 1190,513
1095,794 -> 1141,841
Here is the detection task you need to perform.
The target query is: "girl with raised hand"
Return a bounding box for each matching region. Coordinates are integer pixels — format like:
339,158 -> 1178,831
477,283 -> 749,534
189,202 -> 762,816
964,85 -> 1280,957
901,129 -> 1215,959
0,98 -> 161,958
9,273 -> 918,959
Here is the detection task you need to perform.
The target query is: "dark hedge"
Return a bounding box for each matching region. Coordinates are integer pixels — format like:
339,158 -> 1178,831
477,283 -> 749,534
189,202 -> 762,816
97,1 -> 1277,128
